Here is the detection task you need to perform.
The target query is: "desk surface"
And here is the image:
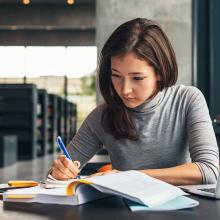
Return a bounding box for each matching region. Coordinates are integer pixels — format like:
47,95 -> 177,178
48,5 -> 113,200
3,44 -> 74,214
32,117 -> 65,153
1,195 -> 220,220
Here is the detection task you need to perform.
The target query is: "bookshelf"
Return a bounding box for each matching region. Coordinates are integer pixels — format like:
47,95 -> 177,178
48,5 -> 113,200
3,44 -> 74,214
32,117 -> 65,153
57,96 -> 65,152
0,135 -> 17,167
47,94 -> 58,154
0,84 -> 37,160
37,89 -> 48,157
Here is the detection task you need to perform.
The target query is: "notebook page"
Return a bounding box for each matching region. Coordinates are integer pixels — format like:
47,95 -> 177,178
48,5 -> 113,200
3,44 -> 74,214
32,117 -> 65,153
44,177 -> 74,188
86,170 -> 187,207
45,175 -> 87,188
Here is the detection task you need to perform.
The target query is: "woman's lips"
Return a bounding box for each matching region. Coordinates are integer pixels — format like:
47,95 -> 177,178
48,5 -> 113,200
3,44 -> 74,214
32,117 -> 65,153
123,97 -> 135,102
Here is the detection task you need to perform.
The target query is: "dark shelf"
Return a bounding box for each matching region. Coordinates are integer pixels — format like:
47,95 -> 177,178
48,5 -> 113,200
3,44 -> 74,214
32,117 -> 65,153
0,84 -> 38,160
47,94 -> 58,154
37,89 -> 48,157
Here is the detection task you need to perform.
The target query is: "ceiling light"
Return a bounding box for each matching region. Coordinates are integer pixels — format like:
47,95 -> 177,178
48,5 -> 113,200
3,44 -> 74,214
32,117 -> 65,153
67,0 -> 75,5
22,0 -> 30,5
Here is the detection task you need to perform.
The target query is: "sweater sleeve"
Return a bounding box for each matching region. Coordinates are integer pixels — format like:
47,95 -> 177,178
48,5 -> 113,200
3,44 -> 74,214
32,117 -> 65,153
186,87 -> 219,184
66,105 -> 104,169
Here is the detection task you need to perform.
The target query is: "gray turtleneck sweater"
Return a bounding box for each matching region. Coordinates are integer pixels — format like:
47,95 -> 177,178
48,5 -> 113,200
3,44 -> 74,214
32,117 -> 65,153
67,85 -> 219,184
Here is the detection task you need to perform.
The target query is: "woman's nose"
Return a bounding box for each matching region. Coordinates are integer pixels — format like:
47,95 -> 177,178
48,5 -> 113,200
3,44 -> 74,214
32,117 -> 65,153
122,79 -> 133,95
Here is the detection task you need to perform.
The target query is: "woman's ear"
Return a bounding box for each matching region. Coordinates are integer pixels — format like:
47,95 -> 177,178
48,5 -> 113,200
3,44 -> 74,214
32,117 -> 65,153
156,74 -> 162,90
156,74 -> 161,82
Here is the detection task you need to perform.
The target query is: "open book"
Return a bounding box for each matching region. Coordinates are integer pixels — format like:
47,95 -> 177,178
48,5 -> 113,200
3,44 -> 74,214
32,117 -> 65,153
3,170 -> 199,209
40,174 -> 75,189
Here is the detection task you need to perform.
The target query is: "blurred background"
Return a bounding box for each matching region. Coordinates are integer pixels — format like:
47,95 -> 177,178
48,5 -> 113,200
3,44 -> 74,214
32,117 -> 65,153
0,0 -> 219,181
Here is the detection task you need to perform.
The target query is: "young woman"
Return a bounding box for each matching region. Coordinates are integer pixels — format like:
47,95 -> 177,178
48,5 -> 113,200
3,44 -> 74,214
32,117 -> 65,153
50,18 -> 219,185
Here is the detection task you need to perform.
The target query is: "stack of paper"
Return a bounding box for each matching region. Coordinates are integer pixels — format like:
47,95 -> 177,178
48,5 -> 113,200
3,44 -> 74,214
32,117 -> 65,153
3,170 -> 199,210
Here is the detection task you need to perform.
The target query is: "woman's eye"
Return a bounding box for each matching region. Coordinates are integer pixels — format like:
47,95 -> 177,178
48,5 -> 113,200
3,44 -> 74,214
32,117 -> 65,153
133,77 -> 145,80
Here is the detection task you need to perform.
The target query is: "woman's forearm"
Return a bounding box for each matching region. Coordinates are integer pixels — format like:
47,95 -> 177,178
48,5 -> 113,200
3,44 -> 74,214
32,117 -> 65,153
140,163 -> 203,185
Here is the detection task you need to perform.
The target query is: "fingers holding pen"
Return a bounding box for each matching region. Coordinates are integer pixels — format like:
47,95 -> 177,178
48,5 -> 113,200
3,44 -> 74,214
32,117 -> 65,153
51,167 -> 69,180
51,159 -> 72,180
55,136 -> 81,180
51,154 -> 81,180
73,160 -> 81,169
59,155 -> 81,177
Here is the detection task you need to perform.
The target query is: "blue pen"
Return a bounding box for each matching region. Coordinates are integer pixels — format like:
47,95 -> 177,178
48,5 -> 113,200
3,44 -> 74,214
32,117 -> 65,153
57,136 -> 81,179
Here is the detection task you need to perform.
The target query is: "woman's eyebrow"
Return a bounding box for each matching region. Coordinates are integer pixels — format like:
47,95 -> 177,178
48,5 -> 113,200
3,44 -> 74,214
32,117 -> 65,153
111,68 -> 121,73
128,72 -> 146,75
111,68 -> 146,75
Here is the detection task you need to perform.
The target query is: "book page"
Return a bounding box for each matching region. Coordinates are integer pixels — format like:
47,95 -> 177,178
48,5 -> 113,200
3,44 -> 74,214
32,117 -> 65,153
44,177 -> 75,188
4,186 -> 67,197
3,185 -> 108,206
86,170 -> 187,207
44,174 -> 88,188
3,186 -> 79,205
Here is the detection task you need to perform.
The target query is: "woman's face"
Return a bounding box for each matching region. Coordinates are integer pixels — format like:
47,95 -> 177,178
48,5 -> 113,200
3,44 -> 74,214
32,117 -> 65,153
111,52 -> 160,108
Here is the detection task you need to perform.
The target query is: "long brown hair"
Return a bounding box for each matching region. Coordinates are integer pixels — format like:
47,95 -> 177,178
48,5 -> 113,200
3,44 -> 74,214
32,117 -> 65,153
98,18 -> 178,140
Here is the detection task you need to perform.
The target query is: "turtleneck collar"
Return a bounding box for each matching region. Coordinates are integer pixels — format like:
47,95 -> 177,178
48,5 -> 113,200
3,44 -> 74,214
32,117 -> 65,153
129,88 -> 166,113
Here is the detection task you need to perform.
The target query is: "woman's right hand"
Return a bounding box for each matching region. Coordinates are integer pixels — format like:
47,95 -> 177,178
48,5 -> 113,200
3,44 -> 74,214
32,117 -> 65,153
50,155 -> 80,180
